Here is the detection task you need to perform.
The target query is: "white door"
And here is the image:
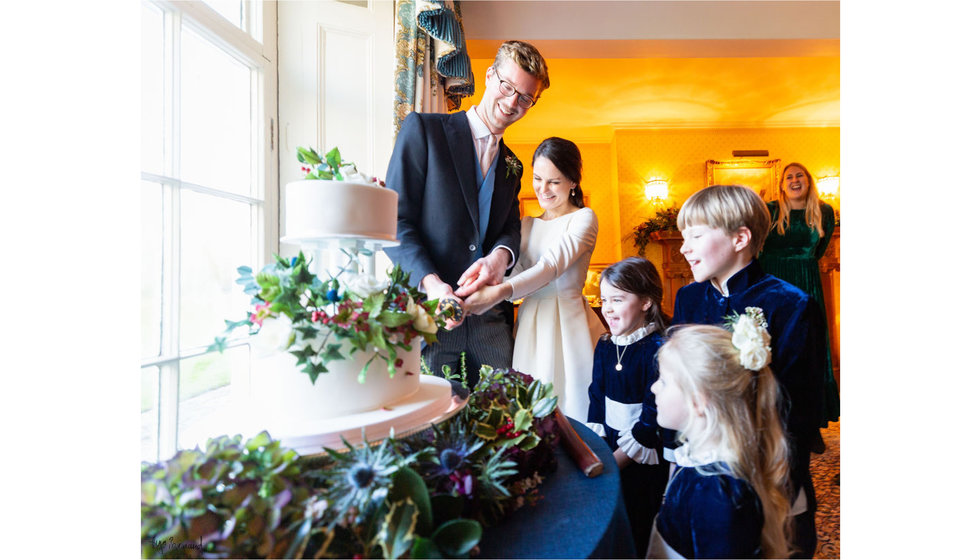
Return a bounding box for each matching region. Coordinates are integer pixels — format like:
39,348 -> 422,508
278,0 -> 395,196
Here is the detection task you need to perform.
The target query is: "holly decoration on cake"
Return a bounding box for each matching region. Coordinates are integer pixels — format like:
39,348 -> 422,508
297,145 -> 384,186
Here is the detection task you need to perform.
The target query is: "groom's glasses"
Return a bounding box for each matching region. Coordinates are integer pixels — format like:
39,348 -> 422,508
491,66 -> 537,109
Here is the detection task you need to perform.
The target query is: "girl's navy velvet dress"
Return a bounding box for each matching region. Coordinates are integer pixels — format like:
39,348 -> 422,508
669,259 -> 824,557
587,327 -> 669,557
651,463 -> 763,559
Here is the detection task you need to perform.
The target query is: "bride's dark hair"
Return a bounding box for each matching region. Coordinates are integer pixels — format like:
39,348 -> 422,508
532,137 -> 585,208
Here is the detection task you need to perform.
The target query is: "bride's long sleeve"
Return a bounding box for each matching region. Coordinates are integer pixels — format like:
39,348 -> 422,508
505,208 -> 598,301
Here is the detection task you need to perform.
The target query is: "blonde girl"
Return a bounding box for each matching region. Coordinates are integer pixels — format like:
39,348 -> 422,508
648,313 -> 792,559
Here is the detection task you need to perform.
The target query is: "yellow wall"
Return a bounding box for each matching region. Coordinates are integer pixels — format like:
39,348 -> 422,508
463,56 -> 839,276
613,127 -> 840,264
507,141 -> 620,267
506,127 -> 839,276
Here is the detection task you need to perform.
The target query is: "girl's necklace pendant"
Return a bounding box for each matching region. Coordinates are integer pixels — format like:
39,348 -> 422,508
614,342 -> 628,371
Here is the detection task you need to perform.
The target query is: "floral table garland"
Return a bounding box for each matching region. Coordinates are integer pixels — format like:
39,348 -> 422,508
140,363 -> 559,559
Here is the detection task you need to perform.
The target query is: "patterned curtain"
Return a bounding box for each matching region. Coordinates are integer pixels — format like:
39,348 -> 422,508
393,0 -> 475,134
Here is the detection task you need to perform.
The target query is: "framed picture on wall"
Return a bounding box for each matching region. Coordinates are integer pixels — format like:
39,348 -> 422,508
519,194 -> 589,218
706,159 -> 781,202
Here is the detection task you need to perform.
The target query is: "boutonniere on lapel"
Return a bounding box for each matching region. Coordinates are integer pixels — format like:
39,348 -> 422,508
505,154 -> 522,180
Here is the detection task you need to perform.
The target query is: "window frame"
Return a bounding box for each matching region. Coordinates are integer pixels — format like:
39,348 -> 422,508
141,0 -> 278,462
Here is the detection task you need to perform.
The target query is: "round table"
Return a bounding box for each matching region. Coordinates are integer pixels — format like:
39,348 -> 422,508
477,418 -> 637,559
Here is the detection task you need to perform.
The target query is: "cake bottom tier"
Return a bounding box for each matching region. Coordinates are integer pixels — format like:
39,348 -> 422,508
245,375 -> 462,455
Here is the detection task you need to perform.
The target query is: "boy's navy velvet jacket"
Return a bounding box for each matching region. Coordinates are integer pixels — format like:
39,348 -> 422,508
668,260 -> 826,490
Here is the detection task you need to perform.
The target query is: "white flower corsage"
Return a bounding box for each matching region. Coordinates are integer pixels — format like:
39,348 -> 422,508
728,306 -> 772,371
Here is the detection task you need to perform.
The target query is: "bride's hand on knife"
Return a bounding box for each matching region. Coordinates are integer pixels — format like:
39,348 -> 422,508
463,283 -> 512,316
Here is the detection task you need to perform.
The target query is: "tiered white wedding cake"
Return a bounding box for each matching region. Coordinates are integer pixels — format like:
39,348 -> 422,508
239,159 -> 458,454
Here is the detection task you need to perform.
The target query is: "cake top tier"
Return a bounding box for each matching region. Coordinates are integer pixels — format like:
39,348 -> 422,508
281,180 -> 399,246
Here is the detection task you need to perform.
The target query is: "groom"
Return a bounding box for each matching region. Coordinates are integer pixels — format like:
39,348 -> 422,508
384,41 -> 550,388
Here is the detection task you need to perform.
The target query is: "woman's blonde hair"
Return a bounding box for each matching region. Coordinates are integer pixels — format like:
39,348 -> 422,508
773,162 -> 824,237
677,185 -> 771,256
659,324 -> 793,558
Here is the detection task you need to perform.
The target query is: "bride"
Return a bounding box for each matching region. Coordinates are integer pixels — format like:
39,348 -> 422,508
463,137 -> 606,421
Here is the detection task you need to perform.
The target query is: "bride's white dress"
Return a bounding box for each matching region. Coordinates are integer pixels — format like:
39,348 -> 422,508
505,207 -> 607,422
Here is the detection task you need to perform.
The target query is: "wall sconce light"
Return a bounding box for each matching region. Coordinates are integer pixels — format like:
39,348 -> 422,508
816,176 -> 840,199
644,179 -> 669,203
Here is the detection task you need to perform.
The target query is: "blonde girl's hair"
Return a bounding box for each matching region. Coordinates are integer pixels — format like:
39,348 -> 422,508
676,185 -> 771,256
599,257 -> 669,333
773,162 -> 824,237
494,40 -> 550,94
659,325 -> 793,559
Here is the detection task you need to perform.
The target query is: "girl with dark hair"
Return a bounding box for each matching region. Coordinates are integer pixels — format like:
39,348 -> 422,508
586,256 -> 670,555
464,136 -> 606,422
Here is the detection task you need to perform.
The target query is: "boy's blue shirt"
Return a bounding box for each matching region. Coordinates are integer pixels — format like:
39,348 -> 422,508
668,259 -> 825,490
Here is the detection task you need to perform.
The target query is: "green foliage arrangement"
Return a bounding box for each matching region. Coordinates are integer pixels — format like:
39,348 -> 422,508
296,146 -> 383,185
211,251 -> 448,385
140,432 -> 324,558
630,206 -> 681,256
140,364 -> 561,559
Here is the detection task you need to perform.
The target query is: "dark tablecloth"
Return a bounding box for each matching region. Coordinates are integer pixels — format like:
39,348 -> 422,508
478,418 -> 637,559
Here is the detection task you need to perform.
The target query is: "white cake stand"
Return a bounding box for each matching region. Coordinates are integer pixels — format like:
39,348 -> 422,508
262,376 -> 467,455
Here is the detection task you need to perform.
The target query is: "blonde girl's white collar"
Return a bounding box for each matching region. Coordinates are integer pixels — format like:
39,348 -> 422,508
673,444 -> 725,468
610,323 -> 657,346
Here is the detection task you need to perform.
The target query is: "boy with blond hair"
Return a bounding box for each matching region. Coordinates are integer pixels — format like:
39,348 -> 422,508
667,184 -> 825,558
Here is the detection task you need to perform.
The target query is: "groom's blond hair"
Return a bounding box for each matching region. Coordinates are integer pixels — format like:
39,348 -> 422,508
495,40 -> 550,93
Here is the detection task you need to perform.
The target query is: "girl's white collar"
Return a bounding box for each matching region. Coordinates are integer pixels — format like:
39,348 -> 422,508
610,323 -> 657,346
673,444 -> 726,468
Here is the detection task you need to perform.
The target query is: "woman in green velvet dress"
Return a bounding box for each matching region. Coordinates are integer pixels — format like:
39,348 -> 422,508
759,162 -> 840,447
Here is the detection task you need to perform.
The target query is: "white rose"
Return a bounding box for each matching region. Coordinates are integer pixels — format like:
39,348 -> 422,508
413,305 -> 438,334
252,314 -> 293,357
731,315 -> 757,348
339,164 -> 375,186
344,273 -> 386,299
740,342 -> 771,371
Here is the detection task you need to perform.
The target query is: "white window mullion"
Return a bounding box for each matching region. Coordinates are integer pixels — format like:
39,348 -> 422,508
157,8 -> 181,461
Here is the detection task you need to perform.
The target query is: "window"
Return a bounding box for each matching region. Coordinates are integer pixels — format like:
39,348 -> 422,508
141,0 -> 277,463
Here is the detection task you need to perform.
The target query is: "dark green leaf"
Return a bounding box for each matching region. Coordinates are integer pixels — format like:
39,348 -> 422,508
411,537 -> 443,559
379,498 -> 418,559
431,519 -> 481,558
389,467 -> 432,535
